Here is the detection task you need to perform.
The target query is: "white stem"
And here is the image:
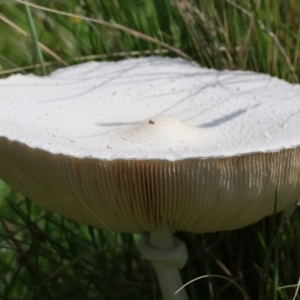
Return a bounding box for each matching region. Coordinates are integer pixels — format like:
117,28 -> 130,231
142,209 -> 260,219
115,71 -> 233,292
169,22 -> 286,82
150,222 -> 175,249
139,223 -> 188,300
152,263 -> 188,300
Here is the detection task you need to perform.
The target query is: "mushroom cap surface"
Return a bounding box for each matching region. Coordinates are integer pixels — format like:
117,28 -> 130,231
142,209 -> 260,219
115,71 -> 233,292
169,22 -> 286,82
0,56 -> 300,233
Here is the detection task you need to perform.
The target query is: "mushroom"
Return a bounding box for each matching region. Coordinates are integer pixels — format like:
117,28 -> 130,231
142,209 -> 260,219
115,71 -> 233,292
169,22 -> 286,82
1,56 -> 300,300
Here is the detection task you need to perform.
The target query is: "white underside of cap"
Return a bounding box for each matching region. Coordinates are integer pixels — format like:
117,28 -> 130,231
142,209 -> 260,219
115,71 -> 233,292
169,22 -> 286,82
0,56 -> 299,160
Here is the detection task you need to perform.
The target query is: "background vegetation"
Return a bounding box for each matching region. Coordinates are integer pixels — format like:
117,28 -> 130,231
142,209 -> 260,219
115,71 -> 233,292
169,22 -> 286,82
1,0 -> 300,299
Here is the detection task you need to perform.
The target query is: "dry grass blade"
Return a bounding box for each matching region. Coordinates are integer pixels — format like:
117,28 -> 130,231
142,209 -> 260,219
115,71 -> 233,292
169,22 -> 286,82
0,12 -> 68,66
292,275 -> 300,300
14,0 -> 192,61
0,62 -> 53,76
0,49 -> 169,76
174,0 -> 216,60
175,274 -> 250,300
225,0 -> 298,82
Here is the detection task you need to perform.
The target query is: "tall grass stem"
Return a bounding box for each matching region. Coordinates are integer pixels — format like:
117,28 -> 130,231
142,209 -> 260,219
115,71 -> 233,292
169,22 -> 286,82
24,0 -> 47,75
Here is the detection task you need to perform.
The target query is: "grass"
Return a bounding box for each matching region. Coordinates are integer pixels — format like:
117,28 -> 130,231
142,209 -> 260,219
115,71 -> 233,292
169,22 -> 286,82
1,0 -> 300,299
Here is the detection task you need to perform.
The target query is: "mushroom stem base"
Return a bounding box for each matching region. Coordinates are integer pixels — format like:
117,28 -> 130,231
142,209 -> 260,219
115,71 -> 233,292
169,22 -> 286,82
139,228 -> 188,300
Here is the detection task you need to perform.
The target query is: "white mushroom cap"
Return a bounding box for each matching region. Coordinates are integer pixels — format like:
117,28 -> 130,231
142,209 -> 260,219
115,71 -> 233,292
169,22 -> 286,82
0,56 -> 300,233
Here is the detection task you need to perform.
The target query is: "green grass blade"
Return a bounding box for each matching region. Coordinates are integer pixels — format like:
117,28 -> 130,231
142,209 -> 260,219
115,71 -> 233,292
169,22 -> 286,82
24,0 -> 46,75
